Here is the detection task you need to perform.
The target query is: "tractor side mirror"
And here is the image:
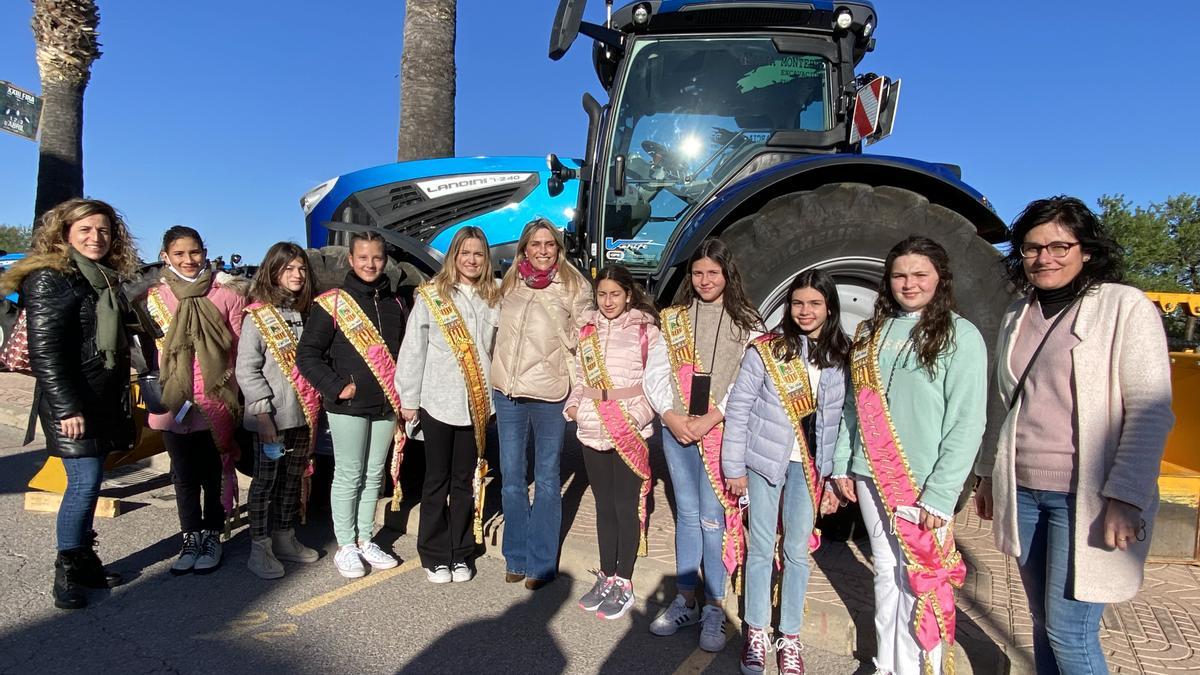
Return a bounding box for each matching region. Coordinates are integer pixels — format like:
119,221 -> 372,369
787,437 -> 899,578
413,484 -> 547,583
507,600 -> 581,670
546,153 -> 578,198
550,0 -> 588,60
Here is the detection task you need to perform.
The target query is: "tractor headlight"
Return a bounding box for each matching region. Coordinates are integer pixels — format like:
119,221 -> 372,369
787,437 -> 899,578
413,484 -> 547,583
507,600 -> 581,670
633,4 -> 651,25
863,19 -> 874,37
300,177 -> 338,216
835,9 -> 853,30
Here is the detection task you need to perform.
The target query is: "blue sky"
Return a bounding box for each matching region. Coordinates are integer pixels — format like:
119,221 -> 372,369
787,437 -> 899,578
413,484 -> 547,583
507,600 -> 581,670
1,1 -> 1197,262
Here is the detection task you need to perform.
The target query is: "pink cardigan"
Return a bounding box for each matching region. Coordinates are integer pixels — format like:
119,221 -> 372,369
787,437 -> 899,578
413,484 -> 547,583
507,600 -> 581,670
565,309 -> 659,451
146,279 -> 247,434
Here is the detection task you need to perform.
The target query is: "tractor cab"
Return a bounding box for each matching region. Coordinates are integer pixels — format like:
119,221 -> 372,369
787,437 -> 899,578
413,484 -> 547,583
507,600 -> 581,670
548,0 -> 894,277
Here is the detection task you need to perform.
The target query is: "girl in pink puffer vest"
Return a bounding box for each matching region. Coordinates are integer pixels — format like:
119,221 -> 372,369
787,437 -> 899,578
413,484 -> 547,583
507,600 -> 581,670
565,264 -> 660,620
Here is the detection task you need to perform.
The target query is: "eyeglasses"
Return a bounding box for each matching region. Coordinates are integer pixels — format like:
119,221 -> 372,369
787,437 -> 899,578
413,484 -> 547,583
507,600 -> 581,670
1019,241 -> 1080,259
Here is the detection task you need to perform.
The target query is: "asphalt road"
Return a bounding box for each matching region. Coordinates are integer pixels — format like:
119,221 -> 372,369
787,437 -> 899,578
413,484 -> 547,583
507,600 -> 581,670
0,424 -> 863,674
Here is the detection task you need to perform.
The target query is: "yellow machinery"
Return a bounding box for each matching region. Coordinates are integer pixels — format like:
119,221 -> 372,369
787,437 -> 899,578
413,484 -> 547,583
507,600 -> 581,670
26,376 -> 163,494
1145,292 -> 1200,562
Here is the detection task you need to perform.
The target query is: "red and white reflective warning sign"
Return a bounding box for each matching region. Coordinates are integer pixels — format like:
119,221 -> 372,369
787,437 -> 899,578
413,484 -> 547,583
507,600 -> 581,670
849,76 -> 885,144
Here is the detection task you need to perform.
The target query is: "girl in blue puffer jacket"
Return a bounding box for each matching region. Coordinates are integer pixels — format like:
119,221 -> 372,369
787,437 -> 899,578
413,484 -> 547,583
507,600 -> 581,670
722,269 -> 850,675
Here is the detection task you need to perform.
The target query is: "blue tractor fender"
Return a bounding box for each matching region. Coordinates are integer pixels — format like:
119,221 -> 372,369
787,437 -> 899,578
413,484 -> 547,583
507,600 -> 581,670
654,154 -> 1007,282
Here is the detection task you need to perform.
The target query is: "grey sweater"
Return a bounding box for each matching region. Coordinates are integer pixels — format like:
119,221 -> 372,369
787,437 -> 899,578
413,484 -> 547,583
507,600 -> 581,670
395,284 -> 499,426
236,306 -> 308,432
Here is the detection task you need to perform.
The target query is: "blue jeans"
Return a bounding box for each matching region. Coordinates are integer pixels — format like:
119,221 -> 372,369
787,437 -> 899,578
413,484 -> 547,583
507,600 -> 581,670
745,463 -> 814,634
494,391 -> 566,581
1016,487 -> 1107,675
58,455 -> 106,551
662,430 -> 727,601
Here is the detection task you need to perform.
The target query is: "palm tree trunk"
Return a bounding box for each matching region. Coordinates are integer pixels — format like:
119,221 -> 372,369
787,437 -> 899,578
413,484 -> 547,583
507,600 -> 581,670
30,0 -> 101,227
33,78 -> 85,221
397,0 -> 456,161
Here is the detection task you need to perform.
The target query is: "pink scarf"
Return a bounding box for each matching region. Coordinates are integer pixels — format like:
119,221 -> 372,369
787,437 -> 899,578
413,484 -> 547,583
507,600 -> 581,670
517,260 -> 557,290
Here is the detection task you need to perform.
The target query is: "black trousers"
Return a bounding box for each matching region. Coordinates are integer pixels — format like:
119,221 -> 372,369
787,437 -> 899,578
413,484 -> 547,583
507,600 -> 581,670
582,446 -> 642,580
163,430 -> 225,532
247,426 -> 312,539
417,410 -> 477,567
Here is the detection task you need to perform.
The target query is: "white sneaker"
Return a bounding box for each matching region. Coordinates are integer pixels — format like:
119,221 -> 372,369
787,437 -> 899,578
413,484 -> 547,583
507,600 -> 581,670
193,530 -> 223,575
271,529 -> 319,563
334,545 -> 366,578
357,541 -> 398,569
649,594 -> 702,636
451,562 -> 473,583
247,537 -> 284,580
699,605 -> 728,652
426,565 -> 452,584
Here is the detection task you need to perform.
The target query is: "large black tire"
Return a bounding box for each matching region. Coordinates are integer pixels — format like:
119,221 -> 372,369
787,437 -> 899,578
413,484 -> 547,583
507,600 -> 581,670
721,182 -> 1015,515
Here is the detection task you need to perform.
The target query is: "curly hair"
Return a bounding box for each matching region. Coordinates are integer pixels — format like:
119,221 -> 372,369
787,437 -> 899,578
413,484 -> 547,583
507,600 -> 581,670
592,263 -> 659,325
674,238 -> 763,335
1,198 -> 140,293
249,242 -> 315,312
864,236 -> 958,378
772,268 -> 851,370
1002,195 -> 1123,292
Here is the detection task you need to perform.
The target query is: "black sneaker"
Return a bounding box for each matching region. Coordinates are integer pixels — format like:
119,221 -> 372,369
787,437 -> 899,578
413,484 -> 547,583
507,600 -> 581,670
595,577 -> 635,620
578,570 -> 613,611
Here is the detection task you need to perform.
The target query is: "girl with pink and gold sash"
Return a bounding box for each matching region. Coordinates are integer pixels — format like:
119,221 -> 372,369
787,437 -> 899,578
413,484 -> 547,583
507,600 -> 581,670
830,236 -> 987,675
146,226 -> 247,577
565,264 -> 660,620
236,242 -> 323,580
644,239 -> 763,652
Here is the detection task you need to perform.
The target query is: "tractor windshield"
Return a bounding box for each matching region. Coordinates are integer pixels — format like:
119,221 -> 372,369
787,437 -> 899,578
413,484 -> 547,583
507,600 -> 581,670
598,36 -> 831,270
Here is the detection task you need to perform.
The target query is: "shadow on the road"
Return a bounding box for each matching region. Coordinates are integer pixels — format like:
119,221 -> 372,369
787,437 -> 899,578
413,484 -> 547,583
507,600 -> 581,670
0,444 -> 45,495
398,571 -> 573,674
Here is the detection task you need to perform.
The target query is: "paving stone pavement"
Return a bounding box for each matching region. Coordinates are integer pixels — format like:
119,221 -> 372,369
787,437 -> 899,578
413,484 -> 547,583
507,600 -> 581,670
3,370 -> 1198,673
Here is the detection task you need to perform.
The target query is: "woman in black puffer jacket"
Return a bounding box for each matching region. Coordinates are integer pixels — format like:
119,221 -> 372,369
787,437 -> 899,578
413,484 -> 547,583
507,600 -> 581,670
1,198 -> 141,610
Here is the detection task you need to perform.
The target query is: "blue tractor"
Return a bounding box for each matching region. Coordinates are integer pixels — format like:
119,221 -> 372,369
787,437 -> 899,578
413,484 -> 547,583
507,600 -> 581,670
303,0 -> 1010,339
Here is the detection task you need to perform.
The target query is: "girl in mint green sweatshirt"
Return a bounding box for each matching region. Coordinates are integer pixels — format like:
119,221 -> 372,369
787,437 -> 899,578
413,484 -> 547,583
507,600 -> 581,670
830,236 -> 987,675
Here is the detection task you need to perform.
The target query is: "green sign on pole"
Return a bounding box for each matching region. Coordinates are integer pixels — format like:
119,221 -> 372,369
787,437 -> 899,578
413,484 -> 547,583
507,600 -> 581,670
1,81 -> 42,141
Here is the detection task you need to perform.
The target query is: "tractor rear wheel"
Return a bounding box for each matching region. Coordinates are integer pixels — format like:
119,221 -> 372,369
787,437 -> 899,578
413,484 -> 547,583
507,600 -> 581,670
721,182 -> 1014,518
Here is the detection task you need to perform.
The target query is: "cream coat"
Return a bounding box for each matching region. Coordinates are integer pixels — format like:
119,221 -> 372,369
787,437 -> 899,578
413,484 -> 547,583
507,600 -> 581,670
976,283 -> 1174,603
491,275 -> 590,402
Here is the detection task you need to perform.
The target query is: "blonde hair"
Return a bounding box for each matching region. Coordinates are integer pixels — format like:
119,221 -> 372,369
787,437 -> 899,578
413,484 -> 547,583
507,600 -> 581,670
431,226 -> 499,306
499,218 -> 587,296
1,198 -> 140,294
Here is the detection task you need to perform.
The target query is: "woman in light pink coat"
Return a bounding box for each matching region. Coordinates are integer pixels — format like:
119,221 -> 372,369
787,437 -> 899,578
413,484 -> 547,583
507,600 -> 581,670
565,264 -> 660,620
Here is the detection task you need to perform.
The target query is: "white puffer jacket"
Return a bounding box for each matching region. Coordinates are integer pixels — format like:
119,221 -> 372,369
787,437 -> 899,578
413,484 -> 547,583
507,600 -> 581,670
491,276 -> 590,402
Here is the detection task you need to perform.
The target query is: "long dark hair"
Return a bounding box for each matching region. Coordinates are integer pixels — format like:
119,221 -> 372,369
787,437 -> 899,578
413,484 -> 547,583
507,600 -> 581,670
773,269 -> 850,369
865,236 -> 957,378
674,239 -> 763,335
593,263 -> 659,325
1002,195 -> 1123,292
250,242 -> 315,312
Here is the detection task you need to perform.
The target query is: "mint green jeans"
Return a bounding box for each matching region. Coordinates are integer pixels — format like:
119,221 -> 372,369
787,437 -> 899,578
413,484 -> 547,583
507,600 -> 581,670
327,412 -> 397,546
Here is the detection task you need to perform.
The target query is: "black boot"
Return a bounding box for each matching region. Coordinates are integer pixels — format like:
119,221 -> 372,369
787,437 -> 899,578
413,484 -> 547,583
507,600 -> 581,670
78,531 -> 122,588
53,551 -> 87,610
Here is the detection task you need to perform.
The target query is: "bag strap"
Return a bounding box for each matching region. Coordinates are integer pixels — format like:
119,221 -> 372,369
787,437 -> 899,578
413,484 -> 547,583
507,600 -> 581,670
1008,296 -> 1080,411
640,322 -> 648,368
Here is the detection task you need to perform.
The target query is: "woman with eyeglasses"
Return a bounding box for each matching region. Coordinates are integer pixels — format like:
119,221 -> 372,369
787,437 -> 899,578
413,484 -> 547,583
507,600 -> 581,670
974,196 -> 1174,674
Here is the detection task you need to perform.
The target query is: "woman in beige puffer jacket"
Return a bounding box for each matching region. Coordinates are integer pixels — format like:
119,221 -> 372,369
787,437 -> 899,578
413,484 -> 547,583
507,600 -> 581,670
491,219 -> 590,589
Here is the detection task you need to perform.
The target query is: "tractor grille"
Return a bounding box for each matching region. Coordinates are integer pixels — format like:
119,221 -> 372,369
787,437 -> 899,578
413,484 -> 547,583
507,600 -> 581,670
384,186 -> 521,241
364,183 -> 425,214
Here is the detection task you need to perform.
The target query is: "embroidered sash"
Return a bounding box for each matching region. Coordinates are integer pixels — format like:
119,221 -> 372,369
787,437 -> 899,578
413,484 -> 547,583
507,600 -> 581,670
751,334 -> 823,553
315,289 -> 406,507
849,321 -> 965,674
579,322 -> 652,555
417,283 -> 493,544
147,287 -> 241,514
660,305 -> 745,576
